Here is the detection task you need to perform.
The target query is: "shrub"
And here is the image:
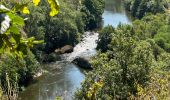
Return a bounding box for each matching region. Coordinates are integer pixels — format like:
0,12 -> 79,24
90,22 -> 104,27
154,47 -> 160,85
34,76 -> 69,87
97,25 -> 115,52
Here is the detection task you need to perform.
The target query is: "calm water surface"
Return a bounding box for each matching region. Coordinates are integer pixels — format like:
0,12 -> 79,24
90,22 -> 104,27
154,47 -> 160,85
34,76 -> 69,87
19,0 -> 131,100
103,0 -> 131,27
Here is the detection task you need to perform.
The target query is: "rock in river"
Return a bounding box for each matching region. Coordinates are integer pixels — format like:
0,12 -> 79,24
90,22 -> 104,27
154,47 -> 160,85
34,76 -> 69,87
55,45 -> 73,54
72,57 -> 93,69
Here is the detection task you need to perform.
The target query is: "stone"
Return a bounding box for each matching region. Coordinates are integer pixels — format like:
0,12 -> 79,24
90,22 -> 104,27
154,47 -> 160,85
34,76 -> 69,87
72,57 -> 92,69
55,45 -> 73,54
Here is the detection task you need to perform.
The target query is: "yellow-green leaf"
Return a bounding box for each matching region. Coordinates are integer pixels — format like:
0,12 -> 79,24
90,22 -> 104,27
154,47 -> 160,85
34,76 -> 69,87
22,6 -> 30,14
33,0 -> 40,6
47,0 -> 60,16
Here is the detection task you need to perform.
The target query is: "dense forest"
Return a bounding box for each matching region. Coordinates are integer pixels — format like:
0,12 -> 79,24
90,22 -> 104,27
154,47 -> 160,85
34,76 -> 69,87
0,0 -> 170,100
75,0 -> 170,99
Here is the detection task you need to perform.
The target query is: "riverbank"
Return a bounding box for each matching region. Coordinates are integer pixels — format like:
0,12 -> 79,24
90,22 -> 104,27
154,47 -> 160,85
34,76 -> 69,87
18,0 -> 132,99
18,31 -> 99,100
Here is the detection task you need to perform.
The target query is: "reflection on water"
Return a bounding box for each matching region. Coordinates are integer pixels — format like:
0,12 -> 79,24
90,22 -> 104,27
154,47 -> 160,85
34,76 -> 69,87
19,62 -> 85,100
103,0 -> 131,27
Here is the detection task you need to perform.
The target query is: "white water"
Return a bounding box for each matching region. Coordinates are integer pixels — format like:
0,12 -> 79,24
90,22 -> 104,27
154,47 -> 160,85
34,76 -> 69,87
62,32 -> 99,61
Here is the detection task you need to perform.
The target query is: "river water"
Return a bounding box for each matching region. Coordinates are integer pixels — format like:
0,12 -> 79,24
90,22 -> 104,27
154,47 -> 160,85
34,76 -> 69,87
18,0 -> 131,100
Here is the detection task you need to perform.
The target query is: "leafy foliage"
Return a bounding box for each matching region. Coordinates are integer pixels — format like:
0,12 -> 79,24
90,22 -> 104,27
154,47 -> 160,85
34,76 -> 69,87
25,0 -> 105,55
75,25 -> 157,99
154,25 -> 170,52
24,0 -> 84,54
125,0 -> 170,18
0,0 -> 59,99
76,10 -> 170,99
97,13 -> 170,53
81,0 -> 105,30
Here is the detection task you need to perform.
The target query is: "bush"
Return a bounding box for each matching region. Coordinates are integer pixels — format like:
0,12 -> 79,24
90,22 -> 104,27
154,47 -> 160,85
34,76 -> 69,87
97,25 -> 115,52
75,25 -> 155,99
154,25 -> 170,52
0,50 -> 39,90
25,0 -> 85,54
75,24 -> 170,99
125,0 -> 170,18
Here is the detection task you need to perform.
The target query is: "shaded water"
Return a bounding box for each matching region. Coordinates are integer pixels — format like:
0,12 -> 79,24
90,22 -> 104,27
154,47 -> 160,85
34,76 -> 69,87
19,0 -> 131,100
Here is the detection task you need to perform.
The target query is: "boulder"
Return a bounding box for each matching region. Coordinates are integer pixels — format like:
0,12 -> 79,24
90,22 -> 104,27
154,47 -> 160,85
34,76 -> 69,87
55,45 -> 73,54
72,57 -> 93,69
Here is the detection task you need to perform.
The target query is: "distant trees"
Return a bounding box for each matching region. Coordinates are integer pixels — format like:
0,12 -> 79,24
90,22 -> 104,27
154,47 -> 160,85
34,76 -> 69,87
81,0 -> 104,30
125,0 -> 170,18
97,13 -> 170,53
24,0 -> 82,54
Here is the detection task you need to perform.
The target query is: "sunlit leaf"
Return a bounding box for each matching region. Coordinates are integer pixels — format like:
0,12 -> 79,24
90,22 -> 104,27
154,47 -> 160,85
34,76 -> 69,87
47,0 -> 60,16
22,6 -> 30,14
10,26 -> 19,34
33,40 -> 44,44
7,13 -> 24,26
33,0 -> 40,6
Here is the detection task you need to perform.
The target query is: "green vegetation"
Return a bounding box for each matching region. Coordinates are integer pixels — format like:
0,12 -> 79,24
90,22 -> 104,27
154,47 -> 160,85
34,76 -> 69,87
25,0 -> 83,54
81,0 -> 105,30
1,0 -> 170,99
125,0 -> 170,18
25,0 -> 104,57
0,51 -> 39,99
75,0 -> 170,99
96,25 -> 115,52
75,19 -> 170,99
97,13 -> 170,53
0,0 -> 104,99
0,0 -> 59,99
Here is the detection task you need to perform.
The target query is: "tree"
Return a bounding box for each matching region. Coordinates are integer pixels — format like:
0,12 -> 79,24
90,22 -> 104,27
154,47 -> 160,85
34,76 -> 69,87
97,25 -> 115,52
81,0 -> 104,30
75,25 -> 155,99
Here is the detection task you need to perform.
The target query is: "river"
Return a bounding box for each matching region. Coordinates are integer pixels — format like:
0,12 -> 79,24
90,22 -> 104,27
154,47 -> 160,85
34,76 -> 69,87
18,0 -> 131,100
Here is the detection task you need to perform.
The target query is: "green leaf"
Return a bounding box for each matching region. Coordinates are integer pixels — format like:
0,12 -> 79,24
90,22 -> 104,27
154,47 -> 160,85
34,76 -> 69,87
7,13 -> 24,26
10,26 -> 19,34
47,0 -> 60,16
32,40 -> 44,44
27,37 -> 35,41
